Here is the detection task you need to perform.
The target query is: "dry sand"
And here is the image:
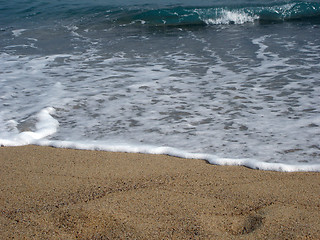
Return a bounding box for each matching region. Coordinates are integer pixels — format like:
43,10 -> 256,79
0,145 -> 319,239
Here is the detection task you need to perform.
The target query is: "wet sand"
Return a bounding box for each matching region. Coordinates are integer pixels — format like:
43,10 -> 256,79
1,145 -> 319,239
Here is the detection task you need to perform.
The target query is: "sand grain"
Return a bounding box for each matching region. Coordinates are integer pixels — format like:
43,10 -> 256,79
1,145 -> 319,239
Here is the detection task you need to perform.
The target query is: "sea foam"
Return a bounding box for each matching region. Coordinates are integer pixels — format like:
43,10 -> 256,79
200,9 -> 259,25
1,1 -> 320,172
0,107 -> 58,146
1,107 -> 319,172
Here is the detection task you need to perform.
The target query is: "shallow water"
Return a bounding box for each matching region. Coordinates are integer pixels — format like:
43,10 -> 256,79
1,0 -> 320,171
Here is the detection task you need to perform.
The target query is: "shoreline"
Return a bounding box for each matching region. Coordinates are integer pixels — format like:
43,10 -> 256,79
1,145 -> 320,239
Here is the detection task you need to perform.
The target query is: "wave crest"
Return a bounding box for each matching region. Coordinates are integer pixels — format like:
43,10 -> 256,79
112,1 -> 320,26
196,9 -> 259,25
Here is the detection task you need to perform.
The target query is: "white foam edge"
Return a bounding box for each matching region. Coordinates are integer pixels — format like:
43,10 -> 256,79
26,140 -> 319,172
1,107 -> 319,172
0,107 -> 59,146
12,29 -> 27,37
203,10 -> 259,25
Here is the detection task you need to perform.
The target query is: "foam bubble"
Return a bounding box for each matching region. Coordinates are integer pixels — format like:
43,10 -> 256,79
0,107 -> 59,146
200,9 -> 259,25
12,29 -> 27,37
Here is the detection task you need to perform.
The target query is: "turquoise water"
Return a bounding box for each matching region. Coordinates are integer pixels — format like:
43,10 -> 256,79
2,1 -> 320,26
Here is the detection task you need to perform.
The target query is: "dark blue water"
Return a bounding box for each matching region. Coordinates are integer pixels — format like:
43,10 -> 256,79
1,0 -> 320,171
2,0 -> 320,26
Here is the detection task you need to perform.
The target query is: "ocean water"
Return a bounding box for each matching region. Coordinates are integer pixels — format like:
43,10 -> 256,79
1,0 -> 320,171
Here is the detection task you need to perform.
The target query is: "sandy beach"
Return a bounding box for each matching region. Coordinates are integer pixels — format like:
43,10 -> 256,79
0,145 -> 319,239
